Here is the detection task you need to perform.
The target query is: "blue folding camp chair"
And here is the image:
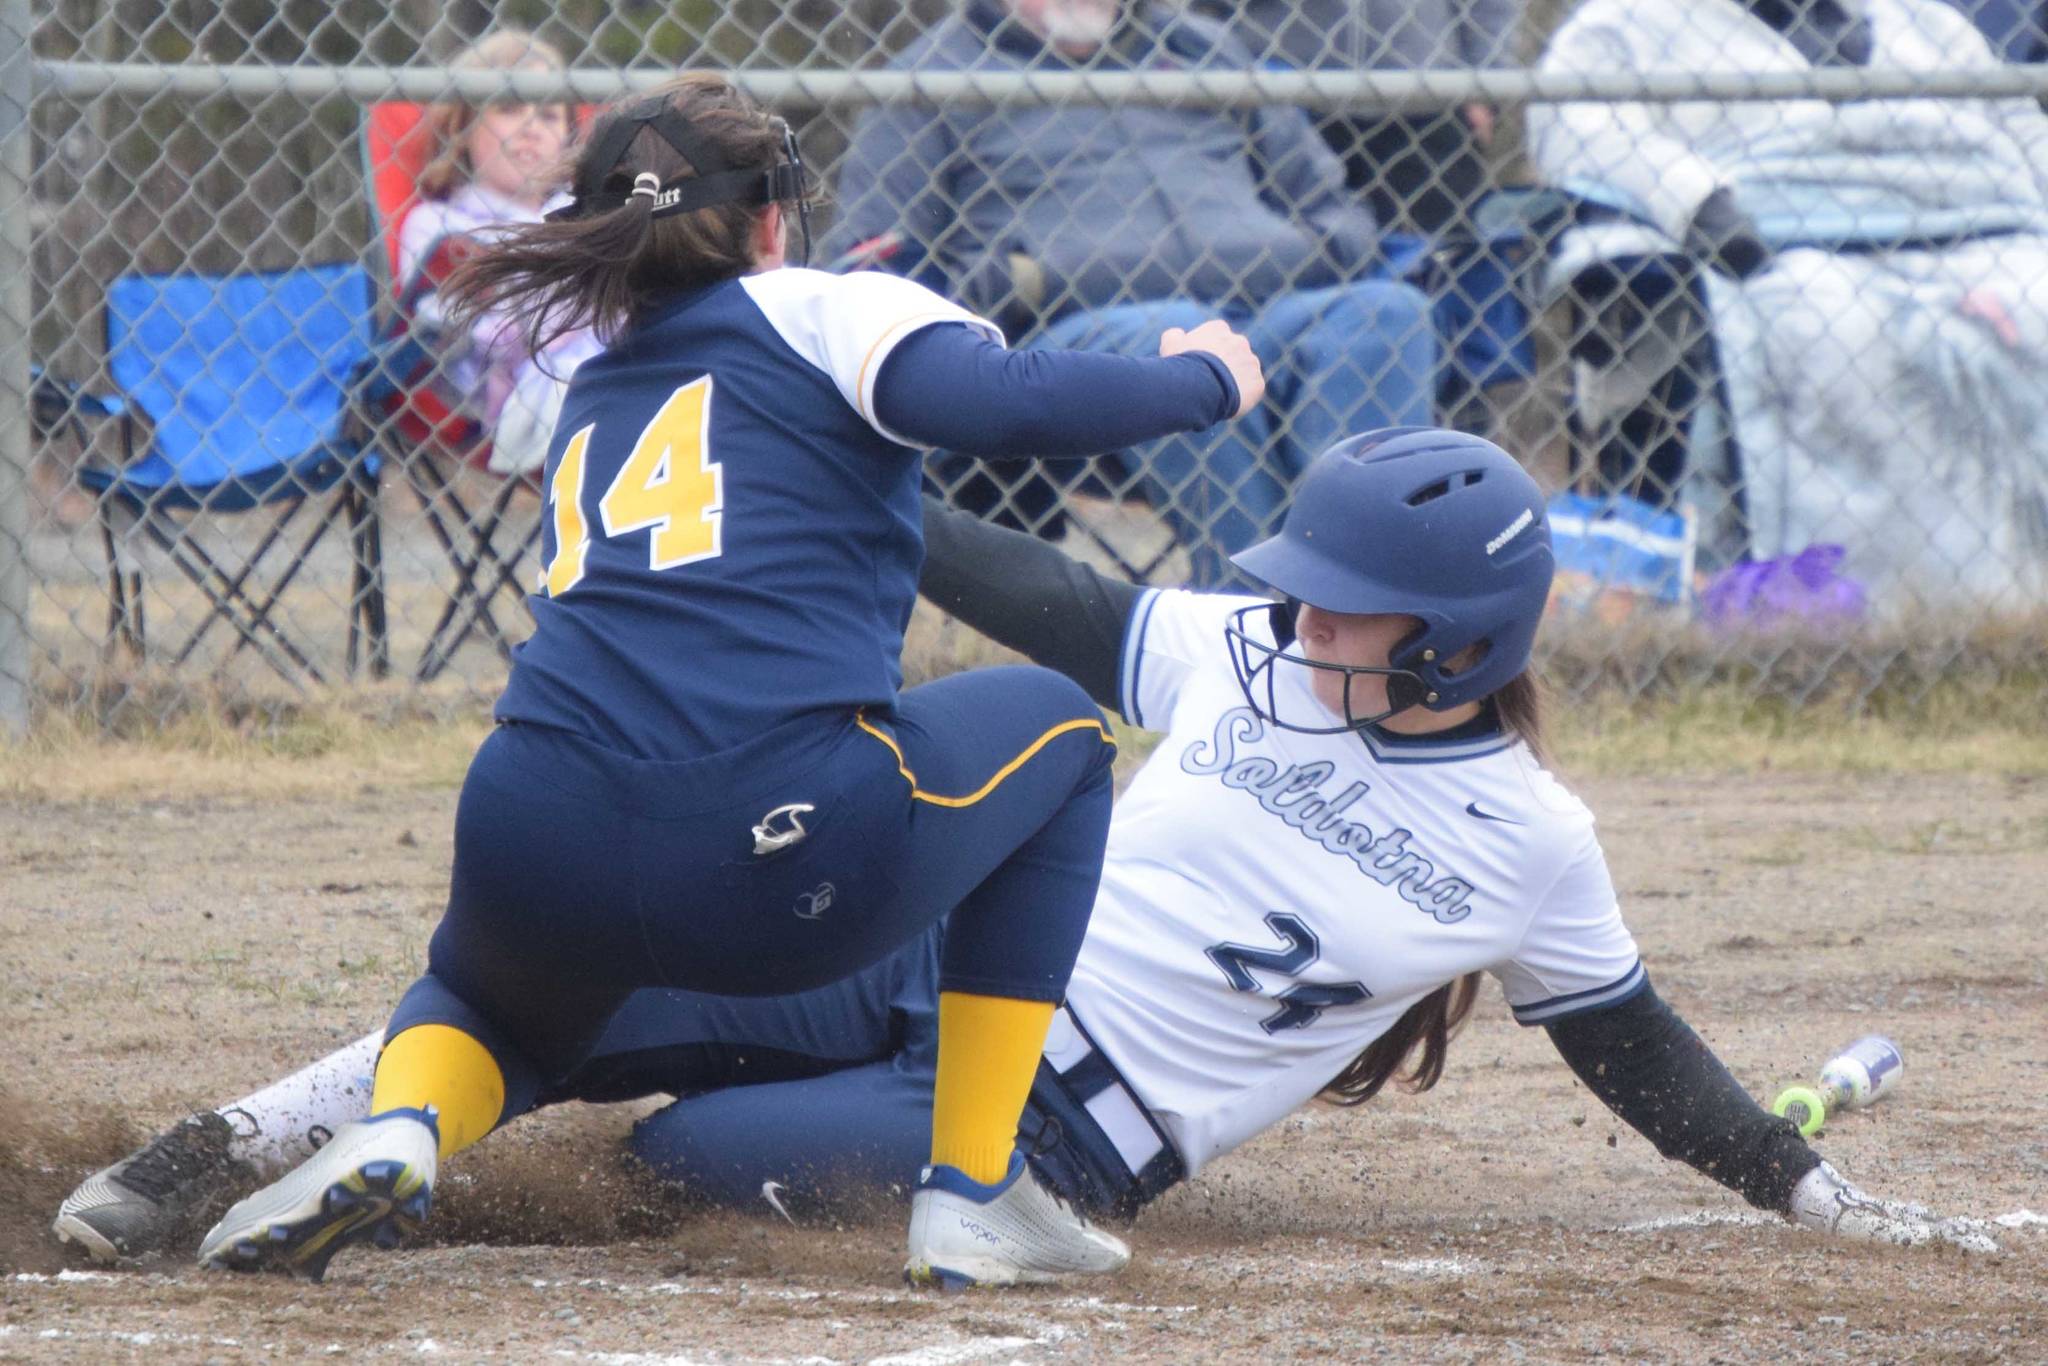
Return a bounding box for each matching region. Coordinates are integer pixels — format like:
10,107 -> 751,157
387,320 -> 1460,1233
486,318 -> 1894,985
50,263 -> 389,685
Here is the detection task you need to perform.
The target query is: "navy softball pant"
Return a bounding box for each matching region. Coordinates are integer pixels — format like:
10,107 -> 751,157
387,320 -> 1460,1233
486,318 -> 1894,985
531,927 -> 1170,1220
387,665 -> 1115,1121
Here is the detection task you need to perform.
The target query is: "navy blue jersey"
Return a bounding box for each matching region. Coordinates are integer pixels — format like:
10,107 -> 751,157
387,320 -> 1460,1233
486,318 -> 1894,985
497,269 -> 1001,758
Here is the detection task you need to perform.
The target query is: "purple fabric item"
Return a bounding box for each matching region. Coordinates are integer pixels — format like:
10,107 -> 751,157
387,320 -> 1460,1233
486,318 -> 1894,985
1699,545 -> 1868,629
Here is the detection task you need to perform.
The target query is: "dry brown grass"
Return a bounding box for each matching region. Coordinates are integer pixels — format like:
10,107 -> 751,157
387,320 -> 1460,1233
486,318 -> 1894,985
10,597 -> 2046,800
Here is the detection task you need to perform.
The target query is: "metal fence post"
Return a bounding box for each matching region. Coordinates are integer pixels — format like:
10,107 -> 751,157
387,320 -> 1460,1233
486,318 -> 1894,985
0,0 -> 35,737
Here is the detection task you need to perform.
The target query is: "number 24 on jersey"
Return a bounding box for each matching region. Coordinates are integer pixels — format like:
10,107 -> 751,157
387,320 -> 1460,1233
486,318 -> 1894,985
542,377 -> 725,597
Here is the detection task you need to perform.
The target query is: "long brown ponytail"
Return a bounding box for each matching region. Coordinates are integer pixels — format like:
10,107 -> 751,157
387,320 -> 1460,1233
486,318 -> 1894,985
440,71 -> 804,356
1320,972 -> 1481,1106
1317,664 -> 1548,1106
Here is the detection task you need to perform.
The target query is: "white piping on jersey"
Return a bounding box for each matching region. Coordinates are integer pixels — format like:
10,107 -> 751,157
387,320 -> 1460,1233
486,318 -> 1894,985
1510,960 -> 1647,1024
1179,706 -> 1481,924
1119,589 -> 1165,728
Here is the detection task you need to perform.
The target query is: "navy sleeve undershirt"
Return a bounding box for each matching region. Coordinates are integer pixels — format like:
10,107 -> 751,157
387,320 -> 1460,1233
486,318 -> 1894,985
919,496 -> 1142,711
1545,980 -> 1821,1213
873,322 -> 1238,458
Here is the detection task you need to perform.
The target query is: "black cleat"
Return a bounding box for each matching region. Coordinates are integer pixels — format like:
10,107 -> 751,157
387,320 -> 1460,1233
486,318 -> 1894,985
53,1112 -> 247,1263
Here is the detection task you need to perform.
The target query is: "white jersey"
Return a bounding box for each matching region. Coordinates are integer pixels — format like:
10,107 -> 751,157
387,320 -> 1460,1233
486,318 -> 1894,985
1062,590 -> 1643,1177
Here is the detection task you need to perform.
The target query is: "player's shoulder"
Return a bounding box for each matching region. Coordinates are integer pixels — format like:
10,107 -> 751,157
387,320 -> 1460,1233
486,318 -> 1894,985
1125,587 -> 1269,678
1449,744 -> 1598,850
1119,588 -> 1269,730
738,268 -> 996,373
1133,587 -> 1271,649
734,268 -> 1001,440
740,266 -> 953,314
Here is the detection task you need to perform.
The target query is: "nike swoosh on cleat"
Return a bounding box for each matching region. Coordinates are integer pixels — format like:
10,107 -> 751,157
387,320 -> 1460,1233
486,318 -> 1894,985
761,1181 -> 796,1226
1465,801 -> 1526,825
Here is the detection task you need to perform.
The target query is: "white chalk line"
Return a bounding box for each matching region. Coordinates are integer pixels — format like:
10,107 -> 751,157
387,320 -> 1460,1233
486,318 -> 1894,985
525,1275 -> 1197,1318
2,1327 -> 837,1364
563,1353 -> 840,1366
9,1268 -> 1194,1317
868,1336 -> 1056,1366
0,1323 -> 257,1351
7,1269 -> 1174,1364
10,1269 -> 127,1283
1614,1211 -> 1782,1233
2,1321 -> 1050,1366
1378,1257 -> 1487,1277
1614,1208 -> 2048,1237
566,1342 -> 1054,1366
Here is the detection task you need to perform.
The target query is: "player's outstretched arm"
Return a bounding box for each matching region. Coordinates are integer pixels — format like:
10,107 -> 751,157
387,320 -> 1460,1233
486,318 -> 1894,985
1544,982 -> 1997,1252
874,321 -> 1255,459
918,495 -> 1140,711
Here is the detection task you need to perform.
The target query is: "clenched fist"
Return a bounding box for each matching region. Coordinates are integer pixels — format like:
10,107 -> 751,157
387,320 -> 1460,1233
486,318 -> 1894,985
1161,319 -> 1265,419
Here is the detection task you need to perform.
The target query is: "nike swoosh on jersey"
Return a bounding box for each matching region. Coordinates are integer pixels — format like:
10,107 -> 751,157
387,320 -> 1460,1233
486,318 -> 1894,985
1465,801 -> 1526,826
761,1180 -> 796,1225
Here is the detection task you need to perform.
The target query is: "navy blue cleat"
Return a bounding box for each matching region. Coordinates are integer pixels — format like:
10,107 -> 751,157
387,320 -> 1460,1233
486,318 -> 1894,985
196,1110 -> 437,1281
904,1151 -> 1129,1290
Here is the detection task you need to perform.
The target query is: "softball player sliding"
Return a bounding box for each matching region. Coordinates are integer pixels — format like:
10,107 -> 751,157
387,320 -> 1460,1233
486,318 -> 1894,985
60,429 -> 1993,1272
152,70 -> 1265,1289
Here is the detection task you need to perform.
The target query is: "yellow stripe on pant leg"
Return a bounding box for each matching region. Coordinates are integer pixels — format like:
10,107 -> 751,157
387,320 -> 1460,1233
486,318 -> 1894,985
856,713 -> 1113,808
371,1023 -> 505,1159
930,991 -> 1055,1185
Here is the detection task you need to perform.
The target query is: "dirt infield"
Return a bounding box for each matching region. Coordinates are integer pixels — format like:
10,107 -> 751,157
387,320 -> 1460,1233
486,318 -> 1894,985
4,757 -> 2045,1362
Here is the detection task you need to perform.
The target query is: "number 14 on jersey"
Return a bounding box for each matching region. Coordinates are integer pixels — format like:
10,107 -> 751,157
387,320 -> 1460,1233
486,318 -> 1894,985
543,377 -> 726,597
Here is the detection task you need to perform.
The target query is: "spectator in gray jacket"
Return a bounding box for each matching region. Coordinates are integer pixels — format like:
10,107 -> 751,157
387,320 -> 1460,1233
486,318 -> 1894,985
1199,0 -> 1524,234
821,0 -> 1436,584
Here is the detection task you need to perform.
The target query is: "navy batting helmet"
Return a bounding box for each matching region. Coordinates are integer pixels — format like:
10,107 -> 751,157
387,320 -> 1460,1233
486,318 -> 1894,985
1225,426 -> 1553,733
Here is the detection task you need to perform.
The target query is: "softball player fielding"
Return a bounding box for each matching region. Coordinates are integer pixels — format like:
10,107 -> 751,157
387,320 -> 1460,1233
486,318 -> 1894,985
153,70 -> 1265,1290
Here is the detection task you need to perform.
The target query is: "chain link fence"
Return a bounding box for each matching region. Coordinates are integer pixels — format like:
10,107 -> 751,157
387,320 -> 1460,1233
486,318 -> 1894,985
6,0 -> 2048,734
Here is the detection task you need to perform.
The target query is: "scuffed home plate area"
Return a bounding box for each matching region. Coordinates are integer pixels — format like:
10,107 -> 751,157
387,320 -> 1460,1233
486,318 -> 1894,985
5,770 -> 2045,1360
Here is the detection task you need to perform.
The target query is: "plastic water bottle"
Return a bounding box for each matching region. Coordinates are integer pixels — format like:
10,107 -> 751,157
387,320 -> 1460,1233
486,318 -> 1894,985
1771,1036 -> 1904,1137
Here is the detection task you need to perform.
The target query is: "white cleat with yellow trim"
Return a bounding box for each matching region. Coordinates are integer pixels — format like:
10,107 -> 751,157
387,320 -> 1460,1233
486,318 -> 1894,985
197,1109 -> 437,1281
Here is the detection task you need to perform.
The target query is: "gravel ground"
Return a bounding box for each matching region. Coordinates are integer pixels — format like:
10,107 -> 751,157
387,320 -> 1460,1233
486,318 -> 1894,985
4,768 -> 2045,1362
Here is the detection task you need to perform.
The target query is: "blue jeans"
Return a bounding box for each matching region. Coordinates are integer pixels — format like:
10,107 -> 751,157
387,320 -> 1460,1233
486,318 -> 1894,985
1034,281 -> 1435,585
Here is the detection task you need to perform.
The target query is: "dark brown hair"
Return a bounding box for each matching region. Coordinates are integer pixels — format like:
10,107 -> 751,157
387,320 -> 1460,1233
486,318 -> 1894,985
440,71 -> 803,356
1321,971 -> 1482,1107
1316,665 -> 1547,1107
1490,667 -> 1550,764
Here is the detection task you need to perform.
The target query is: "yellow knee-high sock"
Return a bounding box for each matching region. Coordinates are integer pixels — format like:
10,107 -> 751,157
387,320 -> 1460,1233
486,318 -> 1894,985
370,1024 -> 505,1159
930,991 -> 1055,1185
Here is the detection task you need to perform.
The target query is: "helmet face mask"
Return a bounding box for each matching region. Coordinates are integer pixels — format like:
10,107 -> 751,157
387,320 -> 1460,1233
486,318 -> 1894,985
1225,604 -> 1436,734
1225,427 -> 1555,736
